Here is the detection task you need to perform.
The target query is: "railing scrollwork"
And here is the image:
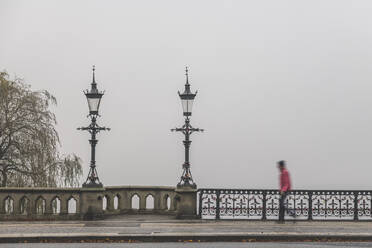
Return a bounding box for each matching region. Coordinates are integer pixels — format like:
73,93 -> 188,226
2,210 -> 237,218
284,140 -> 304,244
198,189 -> 372,221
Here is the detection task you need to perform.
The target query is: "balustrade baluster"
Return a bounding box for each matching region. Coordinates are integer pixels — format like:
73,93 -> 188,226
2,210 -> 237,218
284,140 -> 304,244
216,190 -> 221,220
370,191 -> 372,218
354,191 -> 359,221
308,191 -> 313,221
262,191 -> 267,220
198,190 -> 203,217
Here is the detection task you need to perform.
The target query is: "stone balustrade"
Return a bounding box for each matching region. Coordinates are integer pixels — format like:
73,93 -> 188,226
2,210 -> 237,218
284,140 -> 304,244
103,186 -> 177,214
0,187 -> 82,220
0,186 -> 181,220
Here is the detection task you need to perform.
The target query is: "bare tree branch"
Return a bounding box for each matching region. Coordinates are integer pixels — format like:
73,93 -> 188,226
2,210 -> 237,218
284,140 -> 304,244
0,71 -> 82,187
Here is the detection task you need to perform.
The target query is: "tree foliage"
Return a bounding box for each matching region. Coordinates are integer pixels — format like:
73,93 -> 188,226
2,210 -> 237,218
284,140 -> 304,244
0,71 -> 82,187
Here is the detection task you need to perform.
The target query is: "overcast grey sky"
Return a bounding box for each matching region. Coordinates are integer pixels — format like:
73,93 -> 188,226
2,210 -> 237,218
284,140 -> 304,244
1,0 -> 372,189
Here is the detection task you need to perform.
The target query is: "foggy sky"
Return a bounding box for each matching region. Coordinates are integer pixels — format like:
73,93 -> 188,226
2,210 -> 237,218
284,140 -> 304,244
1,0 -> 372,189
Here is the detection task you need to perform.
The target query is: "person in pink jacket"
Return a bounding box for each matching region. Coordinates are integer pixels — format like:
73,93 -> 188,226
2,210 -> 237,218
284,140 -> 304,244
278,160 -> 295,222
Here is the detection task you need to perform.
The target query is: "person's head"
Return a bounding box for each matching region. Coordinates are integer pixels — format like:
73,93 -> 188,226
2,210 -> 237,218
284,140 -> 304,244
277,160 -> 286,172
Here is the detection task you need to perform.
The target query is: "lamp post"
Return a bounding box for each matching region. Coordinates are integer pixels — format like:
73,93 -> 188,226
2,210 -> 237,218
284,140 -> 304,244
172,67 -> 203,188
78,66 -> 110,188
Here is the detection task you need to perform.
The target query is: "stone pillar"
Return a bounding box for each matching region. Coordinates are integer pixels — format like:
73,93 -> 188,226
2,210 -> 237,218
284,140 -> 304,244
154,192 -> 161,211
30,195 -> 37,215
60,196 -> 68,215
175,186 -> 198,219
107,195 -> 115,212
80,188 -> 105,220
0,196 -> 5,214
139,193 -> 146,210
45,196 -> 53,215
120,191 -> 129,212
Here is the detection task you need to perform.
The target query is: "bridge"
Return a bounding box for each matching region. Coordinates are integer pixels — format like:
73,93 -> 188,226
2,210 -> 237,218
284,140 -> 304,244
2,69 -> 370,223
1,186 -> 372,221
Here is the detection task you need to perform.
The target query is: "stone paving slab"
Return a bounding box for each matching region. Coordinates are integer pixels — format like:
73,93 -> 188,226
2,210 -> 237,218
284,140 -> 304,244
1,215 -> 372,242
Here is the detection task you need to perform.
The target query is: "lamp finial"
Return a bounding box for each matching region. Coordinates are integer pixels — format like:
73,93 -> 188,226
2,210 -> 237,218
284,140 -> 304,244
92,65 -> 96,84
185,66 -> 189,85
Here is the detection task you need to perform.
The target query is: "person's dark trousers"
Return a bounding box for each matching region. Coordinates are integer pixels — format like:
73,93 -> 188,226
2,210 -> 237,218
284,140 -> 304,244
279,192 -> 288,222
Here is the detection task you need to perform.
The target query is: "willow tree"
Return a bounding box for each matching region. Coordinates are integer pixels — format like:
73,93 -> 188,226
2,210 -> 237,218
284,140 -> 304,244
0,71 -> 82,187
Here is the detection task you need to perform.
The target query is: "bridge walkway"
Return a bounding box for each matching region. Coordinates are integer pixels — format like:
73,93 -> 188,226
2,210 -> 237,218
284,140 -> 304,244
1,215 -> 372,242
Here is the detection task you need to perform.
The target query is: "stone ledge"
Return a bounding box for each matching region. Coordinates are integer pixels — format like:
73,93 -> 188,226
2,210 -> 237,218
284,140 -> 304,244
0,187 -> 82,192
0,186 -> 176,192
105,186 -> 176,190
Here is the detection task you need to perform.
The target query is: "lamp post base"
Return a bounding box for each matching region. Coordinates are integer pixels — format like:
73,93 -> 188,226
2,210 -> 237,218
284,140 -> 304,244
82,182 -> 103,188
175,185 -> 198,219
177,181 -> 197,189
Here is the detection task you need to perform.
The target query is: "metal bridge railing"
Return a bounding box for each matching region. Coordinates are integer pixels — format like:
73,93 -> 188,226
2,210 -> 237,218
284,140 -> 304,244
198,189 -> 372,221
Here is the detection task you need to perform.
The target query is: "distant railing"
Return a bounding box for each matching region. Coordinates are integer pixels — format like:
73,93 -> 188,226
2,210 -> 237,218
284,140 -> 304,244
198,189 -> 372,221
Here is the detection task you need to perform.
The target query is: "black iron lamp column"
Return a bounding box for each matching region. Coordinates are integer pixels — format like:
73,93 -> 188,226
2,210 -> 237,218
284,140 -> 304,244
78,66 -> 110,188
172,67 -> 204,188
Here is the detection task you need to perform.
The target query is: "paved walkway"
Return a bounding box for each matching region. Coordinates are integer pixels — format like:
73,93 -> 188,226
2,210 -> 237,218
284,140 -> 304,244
2,243 -> 372,248
1,215 -> 372,242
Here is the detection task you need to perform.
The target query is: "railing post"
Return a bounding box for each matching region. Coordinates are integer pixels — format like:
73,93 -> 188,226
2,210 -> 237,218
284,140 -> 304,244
370,191 -> 372,218
216,190 -> 220,220
80,188 -> 105,220
262,191 -> 267,220
198,190 -> 203,218
354,191 -> 359,221
308,191 -> 313,221
175,186 -> 198,219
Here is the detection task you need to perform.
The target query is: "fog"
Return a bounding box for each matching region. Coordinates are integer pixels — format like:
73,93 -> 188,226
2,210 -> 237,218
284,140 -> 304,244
1,0 -> 372,189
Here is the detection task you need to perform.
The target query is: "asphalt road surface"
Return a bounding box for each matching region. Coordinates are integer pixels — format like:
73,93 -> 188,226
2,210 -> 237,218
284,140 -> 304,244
1,243 -> 372,248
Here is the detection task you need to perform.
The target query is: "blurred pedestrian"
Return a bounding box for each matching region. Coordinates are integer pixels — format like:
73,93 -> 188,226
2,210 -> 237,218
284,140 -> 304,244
277,160 -> 295,222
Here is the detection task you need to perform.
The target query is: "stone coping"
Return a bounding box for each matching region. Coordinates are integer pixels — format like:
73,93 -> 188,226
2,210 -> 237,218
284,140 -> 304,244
105,186 -> 176,190
0,187 -> 82,192
0,186 -> 176,192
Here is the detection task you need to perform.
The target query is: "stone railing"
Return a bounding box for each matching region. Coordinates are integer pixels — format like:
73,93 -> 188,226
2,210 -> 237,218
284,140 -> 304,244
0,186 -> 184,220
0,187 -> 82,220
103,186 -> 177,214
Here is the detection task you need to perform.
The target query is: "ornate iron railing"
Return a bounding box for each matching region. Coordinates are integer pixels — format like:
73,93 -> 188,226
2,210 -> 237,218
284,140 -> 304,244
198,189 -> 372,221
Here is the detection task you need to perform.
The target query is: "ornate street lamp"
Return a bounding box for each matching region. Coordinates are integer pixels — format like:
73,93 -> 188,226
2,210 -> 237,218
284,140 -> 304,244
172,67 -> 204,188
78,66 -> 110,188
